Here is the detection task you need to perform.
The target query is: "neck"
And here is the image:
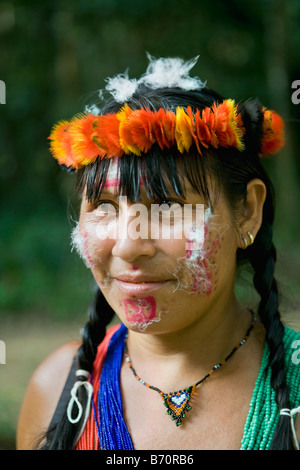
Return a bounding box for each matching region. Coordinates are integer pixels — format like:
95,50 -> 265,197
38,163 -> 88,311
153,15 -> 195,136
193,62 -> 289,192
125,296 -> 256,392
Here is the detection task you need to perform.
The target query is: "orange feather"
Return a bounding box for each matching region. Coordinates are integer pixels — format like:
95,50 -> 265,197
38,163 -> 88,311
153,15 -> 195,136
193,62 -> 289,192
70,114 -> 105,166
260,109 -> 285,156
48,119 -> 80,169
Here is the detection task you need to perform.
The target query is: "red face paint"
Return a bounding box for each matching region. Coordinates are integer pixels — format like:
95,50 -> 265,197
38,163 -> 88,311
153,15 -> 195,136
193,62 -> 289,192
185,223 -> 222,296
82,229 -> 95,269
103,177 -> 120,188
124,296 -> 156,325
103,176 -> 145,188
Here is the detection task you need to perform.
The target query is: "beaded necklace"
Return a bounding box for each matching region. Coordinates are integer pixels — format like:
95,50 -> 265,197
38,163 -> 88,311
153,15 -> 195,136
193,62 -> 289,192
124,313 -> 257,427
77,322 -> 300,450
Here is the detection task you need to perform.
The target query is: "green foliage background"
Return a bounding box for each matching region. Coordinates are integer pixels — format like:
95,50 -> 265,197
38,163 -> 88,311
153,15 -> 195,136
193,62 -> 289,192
0,0 -> 300,449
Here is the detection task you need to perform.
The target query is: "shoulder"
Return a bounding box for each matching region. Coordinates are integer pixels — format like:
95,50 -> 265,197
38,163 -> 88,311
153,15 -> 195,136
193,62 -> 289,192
17,340 -> 81,450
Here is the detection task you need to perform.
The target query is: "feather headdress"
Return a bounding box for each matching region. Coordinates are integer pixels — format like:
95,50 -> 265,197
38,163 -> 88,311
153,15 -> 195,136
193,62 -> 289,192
48,55 -> 285,171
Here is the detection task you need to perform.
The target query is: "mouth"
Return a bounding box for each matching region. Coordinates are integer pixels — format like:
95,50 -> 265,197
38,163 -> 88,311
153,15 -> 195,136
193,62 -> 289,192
114,276 -> 171,295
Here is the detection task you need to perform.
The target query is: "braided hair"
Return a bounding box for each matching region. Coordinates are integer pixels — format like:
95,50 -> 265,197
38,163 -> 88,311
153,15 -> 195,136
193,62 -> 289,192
248,197 -> 293,449
41,84 -> 293,450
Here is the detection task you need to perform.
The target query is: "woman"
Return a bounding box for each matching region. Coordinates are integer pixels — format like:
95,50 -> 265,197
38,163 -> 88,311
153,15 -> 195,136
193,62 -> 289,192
17,56 -> 300,450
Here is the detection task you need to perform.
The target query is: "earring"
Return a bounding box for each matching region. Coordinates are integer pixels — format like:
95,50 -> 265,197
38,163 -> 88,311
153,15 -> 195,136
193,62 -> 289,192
240,232 -> 254,249
242,235 -> 248,249
247,231 -> 254,246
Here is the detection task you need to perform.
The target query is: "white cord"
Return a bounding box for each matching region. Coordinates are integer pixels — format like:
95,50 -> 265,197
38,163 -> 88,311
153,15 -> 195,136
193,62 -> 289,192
280,406 -> 300,450
75,369 -> 90,379
66,370 -> 94,439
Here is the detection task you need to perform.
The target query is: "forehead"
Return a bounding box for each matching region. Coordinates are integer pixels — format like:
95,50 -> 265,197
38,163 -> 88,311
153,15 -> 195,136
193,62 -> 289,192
103,159 -> 120,188
81,152 -> 218,209
102,158 -> 202,199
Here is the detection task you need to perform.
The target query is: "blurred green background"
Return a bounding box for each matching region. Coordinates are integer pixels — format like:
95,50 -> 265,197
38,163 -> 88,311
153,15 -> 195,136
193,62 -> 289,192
1,0 -> 300,450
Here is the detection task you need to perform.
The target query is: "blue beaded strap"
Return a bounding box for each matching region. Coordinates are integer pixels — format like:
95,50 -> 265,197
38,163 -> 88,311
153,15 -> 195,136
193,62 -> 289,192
93,323 -> 134,450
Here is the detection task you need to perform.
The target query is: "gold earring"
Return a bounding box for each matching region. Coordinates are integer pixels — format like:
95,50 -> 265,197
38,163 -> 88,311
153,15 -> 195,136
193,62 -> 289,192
242,235 -> 248,249
247,231 -> 254,246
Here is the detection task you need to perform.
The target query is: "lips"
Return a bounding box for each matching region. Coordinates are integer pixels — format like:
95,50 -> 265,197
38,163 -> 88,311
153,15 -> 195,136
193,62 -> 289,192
115,279 -> 170,295
115,273 -> 168,283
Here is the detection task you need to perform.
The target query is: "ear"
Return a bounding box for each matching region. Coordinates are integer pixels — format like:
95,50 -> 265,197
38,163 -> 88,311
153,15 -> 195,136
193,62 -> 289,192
237,178 -> 267,249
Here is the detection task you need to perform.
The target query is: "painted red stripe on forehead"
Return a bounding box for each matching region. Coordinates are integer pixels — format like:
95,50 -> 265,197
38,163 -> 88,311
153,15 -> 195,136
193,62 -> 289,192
103,178 -> 120,188
103,176 -> 145,188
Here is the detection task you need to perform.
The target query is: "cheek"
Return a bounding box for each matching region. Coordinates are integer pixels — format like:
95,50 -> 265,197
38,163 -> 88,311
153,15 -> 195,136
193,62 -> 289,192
71,222 -> 94,268
171,220 -> 227,296
190,228 -> 224,295
71,221 -> 112,271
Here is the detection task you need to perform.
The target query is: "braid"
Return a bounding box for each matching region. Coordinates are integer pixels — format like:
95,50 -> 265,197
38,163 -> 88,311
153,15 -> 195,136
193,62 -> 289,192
249,215 -> 293,450
77,284 -> 115,373
234,99 -> 294,449
40,285 -> 115,449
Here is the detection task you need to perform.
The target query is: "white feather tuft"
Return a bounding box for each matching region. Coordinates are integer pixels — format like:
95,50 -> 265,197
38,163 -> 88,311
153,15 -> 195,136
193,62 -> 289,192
139,53 -> 206,91
84,103 -> 101,115
102,54 -> 206,103
105,71 -> 138,103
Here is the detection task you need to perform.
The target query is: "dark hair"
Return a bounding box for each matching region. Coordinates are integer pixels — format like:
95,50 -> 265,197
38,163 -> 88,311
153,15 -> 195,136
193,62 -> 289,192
41,84 -> 293,450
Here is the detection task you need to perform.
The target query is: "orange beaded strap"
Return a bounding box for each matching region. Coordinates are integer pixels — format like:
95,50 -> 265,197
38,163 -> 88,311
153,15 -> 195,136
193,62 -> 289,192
75,324 -> 121,450
124,313 -> 257,427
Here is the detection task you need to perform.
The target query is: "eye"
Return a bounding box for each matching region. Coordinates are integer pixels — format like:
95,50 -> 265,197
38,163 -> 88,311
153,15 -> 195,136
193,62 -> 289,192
94,201 -> 118,217
153,199 -> 183,209
98,201 -> 116,210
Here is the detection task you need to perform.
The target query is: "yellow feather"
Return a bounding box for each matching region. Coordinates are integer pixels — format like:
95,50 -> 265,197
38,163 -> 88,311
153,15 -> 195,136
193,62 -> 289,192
175,107 -> 193,153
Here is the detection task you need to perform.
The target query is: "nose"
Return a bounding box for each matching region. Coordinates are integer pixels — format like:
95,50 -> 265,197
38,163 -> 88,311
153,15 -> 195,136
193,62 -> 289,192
111,201 -> 156,263
112,235 -> 156,263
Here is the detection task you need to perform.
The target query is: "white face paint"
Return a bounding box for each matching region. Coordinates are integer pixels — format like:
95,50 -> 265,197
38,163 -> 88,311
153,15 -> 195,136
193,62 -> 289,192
71,222 -> 96,269
170,207 -> 229,296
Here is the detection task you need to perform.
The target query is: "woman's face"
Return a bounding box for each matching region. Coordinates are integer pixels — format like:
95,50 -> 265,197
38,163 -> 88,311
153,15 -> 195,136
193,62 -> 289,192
76,163 -> 240,334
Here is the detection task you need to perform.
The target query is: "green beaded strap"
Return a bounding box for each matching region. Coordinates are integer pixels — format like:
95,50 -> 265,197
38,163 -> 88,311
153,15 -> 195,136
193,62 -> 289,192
241,326 -> 300,450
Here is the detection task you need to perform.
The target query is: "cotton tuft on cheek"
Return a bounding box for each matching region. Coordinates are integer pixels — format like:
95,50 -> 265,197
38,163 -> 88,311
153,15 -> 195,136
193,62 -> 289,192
71,222 -> 100,269
170,208 -> 229,296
